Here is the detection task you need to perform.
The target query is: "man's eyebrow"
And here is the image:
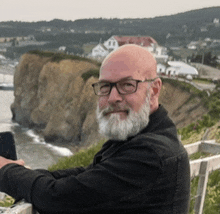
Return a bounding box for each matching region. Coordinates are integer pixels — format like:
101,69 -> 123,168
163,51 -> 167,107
99,76 -> 133,83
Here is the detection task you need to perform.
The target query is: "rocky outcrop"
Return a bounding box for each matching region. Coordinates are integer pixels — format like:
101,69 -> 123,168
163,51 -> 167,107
11,53 -> 102,146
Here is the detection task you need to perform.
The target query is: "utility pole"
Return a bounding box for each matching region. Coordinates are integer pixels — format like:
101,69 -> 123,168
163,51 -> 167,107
202,52 -> 204,64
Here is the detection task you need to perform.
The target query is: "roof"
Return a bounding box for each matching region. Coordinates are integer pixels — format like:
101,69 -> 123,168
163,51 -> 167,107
113,36 -> 157,47
168,61 -> 198,75
0,54 -> 6,60
100,44 -> 108,51
168,61 -> 192,68
94,43 -> 108,51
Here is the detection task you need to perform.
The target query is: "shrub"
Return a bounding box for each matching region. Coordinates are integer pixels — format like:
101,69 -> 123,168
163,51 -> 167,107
0,195 -> 15,207
81,69 -> 99,81
48,139 -> 105,171
178,114 -> 215,140
190,170 -> 220,214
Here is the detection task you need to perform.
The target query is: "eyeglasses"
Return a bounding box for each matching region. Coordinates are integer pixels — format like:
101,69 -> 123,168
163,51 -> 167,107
92,77 -> 158,96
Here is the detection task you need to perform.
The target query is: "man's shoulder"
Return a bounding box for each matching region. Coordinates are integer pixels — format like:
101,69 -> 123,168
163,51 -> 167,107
128,130 -> 185,161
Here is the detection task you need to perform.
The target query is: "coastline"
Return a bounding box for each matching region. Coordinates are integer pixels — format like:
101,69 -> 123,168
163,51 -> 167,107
0,64 -> 15,75
0,64 -> 14,90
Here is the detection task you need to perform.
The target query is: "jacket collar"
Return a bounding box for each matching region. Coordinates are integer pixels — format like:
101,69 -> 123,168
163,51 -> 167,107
140,104 -> 168,134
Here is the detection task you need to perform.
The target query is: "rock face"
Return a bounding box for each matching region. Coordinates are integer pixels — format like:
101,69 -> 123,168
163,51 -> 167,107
11,53 -> 101,146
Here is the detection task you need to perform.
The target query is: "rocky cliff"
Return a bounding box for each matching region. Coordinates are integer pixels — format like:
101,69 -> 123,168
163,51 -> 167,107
11,52 -> 208,148
11,52 -> 102,147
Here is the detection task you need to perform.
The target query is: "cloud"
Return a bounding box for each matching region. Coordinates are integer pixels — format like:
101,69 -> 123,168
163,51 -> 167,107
0,0 -> 219,22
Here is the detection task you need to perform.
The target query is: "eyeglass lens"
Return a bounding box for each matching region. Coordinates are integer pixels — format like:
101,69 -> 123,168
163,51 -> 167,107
96,79 -> 137,95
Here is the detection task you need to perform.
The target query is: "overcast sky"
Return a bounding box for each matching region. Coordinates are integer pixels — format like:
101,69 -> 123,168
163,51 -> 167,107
0,0 -> 220,22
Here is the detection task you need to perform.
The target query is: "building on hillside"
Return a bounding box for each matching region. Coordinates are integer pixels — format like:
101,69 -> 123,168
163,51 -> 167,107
187,41 -> 198,50
213,18 -> 219,24
58,46 -> 66,52
89,35 -> 169,62
26,35 -> 36,41
105,35 -> 157,50
157,63 -> 167,75
103,36 -> 119,51
0,54 -> 6,60
0,35 -> 36,43
91,43 -> 109,58
217,55 -> 220,64
148,44 -> 169,62
165,61 -> 198,78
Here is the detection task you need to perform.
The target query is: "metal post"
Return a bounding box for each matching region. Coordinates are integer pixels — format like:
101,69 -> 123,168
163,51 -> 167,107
194,161 -> 209,214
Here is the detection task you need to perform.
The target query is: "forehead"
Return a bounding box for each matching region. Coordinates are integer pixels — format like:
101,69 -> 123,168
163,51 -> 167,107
99,58 -> 144,82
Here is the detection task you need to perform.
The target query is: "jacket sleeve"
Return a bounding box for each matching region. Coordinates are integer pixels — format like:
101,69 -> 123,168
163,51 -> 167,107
36,166 -> 87,179
0,144 -> 161,214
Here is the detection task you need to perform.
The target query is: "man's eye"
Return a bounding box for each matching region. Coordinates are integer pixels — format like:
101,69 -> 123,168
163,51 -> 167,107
122,82 -> 135,88
124,83 -> 134,87
100,84 -> 110,93
119,81 -> 136,92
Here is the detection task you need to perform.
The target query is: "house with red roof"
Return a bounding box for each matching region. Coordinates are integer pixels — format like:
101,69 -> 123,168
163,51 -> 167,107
89,35 -> 169,62
103,35 -> 157,51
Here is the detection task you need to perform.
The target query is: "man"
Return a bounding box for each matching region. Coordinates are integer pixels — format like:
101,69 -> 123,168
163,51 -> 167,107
0,44 -> 190,214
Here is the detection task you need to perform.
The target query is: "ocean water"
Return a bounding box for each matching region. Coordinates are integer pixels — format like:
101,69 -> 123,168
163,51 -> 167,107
0,88 -> 73,170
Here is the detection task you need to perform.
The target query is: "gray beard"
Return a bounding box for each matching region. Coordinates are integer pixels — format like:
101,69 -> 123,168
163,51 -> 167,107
96,98 -> 151,141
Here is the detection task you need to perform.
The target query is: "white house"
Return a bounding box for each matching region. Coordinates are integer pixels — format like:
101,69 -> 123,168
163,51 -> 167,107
90,35 -> 168,62
217,55 -> 220,64
147,45 -> 169,62
0,54 -> 6,60
157,63 -> 167,75
103,36 -> 119,51
166,61 -> 198,77
58,46 -> 66,52
166,66 -> 178,76
213,18 -> 219,24
187,41 -> 198,50
91,43 -> 109,58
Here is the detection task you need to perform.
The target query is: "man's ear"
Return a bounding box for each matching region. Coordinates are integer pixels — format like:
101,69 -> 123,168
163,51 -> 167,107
149,78 -> 162,113
151,78 -> 162,99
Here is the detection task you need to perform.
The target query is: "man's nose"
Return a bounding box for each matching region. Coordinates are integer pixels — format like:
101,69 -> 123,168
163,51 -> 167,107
108,86 -> 123,104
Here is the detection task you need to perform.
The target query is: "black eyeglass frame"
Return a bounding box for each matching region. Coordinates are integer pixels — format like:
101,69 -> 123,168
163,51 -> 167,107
92,77 -> 158,96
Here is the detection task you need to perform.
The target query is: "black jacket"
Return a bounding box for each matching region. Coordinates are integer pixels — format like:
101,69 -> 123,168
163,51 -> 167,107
0,105 -> 190,214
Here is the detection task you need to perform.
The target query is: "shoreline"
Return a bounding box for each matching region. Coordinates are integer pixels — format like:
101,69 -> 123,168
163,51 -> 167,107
0,64 -> 15,76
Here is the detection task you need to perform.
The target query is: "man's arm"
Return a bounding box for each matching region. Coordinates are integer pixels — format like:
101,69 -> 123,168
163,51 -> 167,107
36,166 -> 87,179
0,146 -> 160,214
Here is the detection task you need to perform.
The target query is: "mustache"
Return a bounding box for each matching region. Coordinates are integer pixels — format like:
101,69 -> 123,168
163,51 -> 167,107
99,105 -> 130,116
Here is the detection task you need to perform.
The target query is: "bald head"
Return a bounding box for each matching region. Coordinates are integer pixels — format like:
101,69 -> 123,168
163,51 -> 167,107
100,44 -> 157,80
